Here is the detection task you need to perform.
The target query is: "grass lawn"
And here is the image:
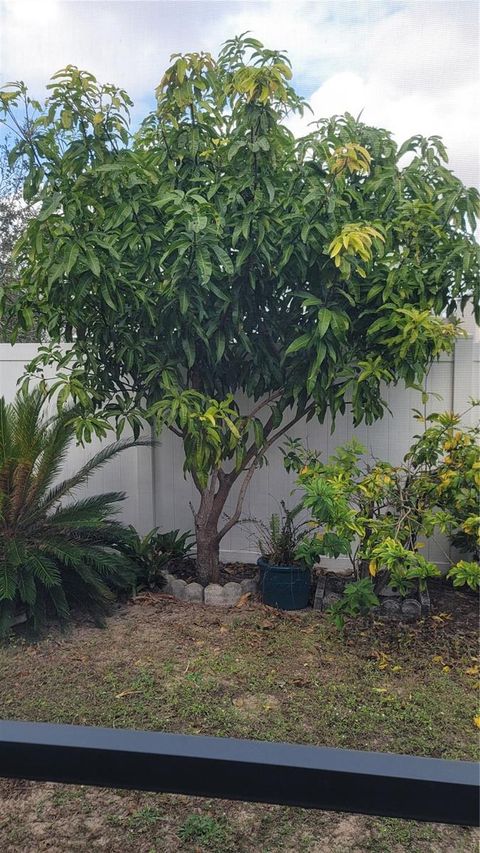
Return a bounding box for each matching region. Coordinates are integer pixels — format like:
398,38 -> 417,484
0,586 -> 478,852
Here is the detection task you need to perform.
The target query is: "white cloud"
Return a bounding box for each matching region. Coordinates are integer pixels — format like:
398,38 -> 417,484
215,0 -> 479,187
0,0 -> 478,187
287,71 -> 480,187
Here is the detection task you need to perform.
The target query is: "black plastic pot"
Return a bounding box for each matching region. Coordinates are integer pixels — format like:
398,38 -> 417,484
257,557 -> 311,610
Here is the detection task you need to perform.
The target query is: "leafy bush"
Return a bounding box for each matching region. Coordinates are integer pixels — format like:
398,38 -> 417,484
406,408 -> 480,561
329,578 -> 380,629
447,560 -> 480,591
283,405 -> 480,619
120,526 -> 193,589
0,388 -> 150,636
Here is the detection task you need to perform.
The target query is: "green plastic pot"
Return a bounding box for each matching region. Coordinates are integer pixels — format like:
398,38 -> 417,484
257,557 -> 311,610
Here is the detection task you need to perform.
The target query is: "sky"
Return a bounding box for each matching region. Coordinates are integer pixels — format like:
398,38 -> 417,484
0,0 -> 479,187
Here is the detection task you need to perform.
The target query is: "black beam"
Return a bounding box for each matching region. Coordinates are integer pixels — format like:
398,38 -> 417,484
0,721 -> 478,825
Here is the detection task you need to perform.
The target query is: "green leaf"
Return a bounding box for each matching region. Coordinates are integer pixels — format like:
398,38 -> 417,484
317,308 -> 332,338
211,244 -> 234,275
178,288 -> 189,315
286,333 -> 311,355
196,246 -> 212,283
61,109 -> 72,129
85,250 -> 101,277
263,178 -> 275,203
37,193 -> 62,221
66,244 -> 79,274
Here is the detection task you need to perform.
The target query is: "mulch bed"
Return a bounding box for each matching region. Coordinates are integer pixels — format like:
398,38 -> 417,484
166,558 -> 259,586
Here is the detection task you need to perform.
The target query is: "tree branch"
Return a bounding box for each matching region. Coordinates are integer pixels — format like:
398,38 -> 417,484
245,389 -> 283,421
218,464 -> 257,540
217,402 -> 316,541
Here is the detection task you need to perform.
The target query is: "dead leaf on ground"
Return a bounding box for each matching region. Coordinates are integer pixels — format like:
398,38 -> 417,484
235,592 -> 251,608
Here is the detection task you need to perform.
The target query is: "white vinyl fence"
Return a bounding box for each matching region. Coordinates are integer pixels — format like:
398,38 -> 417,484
1,324 -> 479,569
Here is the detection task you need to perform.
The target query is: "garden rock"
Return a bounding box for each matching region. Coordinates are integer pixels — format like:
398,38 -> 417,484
184,582 -> 204,603
401,598 -> 422,621
323,592 -> 342,608
160,570 -> 173,594
170,578 -> 188,601
223,582 -> 242,606
379,585 -> 398,598
204,584 -> 226,606
240,578 -> 258,595
380,599 -> 401,618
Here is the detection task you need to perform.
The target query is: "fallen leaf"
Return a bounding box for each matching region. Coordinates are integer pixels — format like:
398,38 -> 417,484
391,665 -> 403,672
473,715 -> 480,729
235,592 -> 251,608
465,666 -> 479,676
442,665 -> 451,673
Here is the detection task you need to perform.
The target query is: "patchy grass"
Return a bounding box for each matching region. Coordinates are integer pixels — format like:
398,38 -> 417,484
0,591 -> 478,852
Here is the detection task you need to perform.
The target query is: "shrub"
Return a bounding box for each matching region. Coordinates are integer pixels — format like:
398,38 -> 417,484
447,560 -> 480,591
328,578 -> 380,629
120,526 -> 193,589
283,405 -> 480,618
0,387 -> 150,636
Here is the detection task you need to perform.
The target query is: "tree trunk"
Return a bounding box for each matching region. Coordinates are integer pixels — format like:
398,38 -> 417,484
194,472 -> 233,584
195,524 -> 221,584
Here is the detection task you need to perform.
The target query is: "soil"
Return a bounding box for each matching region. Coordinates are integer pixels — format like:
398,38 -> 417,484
167,557 -> 259,586
0,580 -> 478,852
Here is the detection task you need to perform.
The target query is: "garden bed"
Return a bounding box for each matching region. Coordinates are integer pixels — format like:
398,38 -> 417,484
0,588 -> 478,852
163,559 -> 259,606
314,574 -> 430,621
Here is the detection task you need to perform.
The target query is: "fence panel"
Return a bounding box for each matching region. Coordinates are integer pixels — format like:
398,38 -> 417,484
1,333 -> 478,564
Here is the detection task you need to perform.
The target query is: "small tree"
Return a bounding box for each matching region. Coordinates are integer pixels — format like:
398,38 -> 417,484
1,35 -> 479,582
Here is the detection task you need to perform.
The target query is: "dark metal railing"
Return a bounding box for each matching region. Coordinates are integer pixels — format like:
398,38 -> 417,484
0,720 -> 478,826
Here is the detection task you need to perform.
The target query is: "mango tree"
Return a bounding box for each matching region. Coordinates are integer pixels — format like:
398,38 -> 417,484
1,35 -> 478,582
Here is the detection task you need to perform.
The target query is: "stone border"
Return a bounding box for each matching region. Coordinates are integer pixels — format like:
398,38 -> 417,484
161,570 -> 258,606
313,575 -> 430,621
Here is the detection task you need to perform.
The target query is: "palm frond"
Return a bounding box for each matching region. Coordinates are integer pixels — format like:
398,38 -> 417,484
0,387 -> 145,635
36,438 -> 152,516
45,493 -> 127,527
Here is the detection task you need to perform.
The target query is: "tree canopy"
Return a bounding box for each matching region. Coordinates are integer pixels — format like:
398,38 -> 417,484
1,34 -> 478,579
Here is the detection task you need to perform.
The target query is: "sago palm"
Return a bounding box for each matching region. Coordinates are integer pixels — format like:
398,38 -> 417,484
0,387 -> 148,636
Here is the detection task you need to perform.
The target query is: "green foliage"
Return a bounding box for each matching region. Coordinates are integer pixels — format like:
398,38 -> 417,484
120,526 -> 193,589
369,538 -> 440,596
251,500 -> 310,566
1,37 -> 477,438
328,578 -> 380,629
447,560 -> 480,591
406,408 -> 480,560
285,405 -> 480,616
1,35 -> 478,577
0,387 -> 147,636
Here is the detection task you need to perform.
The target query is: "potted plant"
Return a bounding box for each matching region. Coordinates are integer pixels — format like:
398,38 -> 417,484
253,501 -> 313,610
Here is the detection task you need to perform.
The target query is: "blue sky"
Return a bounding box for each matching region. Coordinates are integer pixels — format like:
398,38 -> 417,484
0,0 -> 478,186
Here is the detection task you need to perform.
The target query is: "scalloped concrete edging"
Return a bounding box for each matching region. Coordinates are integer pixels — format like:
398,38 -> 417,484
161,570 -> 258,606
